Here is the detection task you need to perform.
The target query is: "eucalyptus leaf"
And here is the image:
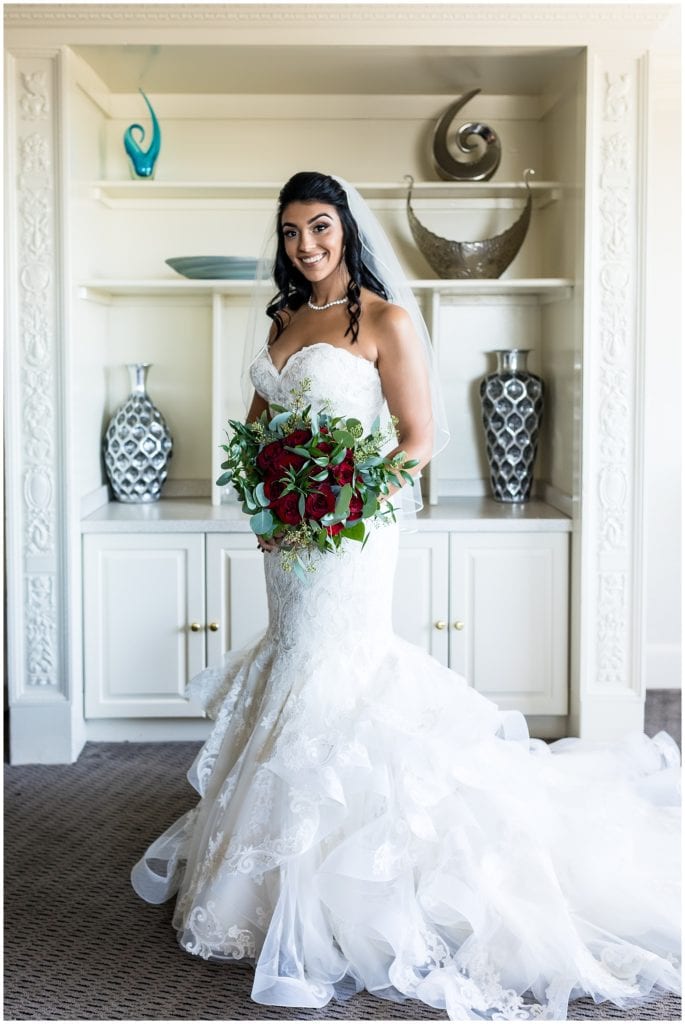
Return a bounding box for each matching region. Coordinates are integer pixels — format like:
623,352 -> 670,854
254,481 -> 270,507
215,471 -> 232,487
310,469 -> 330,482
289,446 -> 311,457
362,496 -> 378,518
269,411 -> 291,431
243,488 -> 259,512
250,508 -> 274,535
332,429 -> 355,447
292,558 -> 307,583
331,447 -> 348,465
342,521 -> 365,542
298,493 -> 306,517
400,470 -> 416,485
334,483 -> 353,520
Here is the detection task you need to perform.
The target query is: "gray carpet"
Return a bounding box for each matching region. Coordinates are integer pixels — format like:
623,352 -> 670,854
3,691 -> 681,1022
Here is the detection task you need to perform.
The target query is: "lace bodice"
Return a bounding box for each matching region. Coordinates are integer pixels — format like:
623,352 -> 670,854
249,341 -> 385,430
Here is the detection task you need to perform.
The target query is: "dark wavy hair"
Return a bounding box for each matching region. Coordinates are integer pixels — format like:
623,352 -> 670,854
266,171 -> 388,344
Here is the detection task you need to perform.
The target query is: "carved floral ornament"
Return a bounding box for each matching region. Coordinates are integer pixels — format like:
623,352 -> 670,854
19,71 -> 49,119
21,306 -> 50,366
26,575 -> 57,688
596,571 -> 628,686
13,57 -> 60,690
591,64 -> 636,691
20,133 -> 49,173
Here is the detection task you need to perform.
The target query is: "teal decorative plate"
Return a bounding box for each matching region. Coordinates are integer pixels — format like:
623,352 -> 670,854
165,256 -> 260,279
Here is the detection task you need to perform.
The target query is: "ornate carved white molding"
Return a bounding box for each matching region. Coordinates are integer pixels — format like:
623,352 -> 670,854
584,56 -> 642,698
3,2 -> 673,27
6,53 -> 64,697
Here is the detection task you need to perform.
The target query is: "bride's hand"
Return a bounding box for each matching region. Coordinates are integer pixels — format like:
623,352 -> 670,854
257,534 -> 281,553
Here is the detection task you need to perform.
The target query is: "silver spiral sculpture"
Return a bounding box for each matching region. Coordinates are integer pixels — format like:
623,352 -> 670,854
405,168 -> 535,279
433,88 -> 501,182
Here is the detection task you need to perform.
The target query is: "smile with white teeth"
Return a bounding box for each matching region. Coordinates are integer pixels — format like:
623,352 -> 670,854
301,253 -> 325,265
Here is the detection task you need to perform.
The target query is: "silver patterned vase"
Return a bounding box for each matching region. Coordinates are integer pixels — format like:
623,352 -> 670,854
103,363 -> 173,503
479,349 -> 544,503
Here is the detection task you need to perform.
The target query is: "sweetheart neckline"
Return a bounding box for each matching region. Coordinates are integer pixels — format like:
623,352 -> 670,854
264,341 -> 378,378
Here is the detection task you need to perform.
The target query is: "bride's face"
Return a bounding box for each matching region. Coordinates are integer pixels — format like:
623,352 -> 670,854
281,201 -> 347,284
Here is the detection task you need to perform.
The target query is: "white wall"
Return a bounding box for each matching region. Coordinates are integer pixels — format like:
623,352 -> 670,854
643,43 -> 681,689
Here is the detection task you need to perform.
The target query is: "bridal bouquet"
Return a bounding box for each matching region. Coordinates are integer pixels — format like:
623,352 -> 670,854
217,380 -> 418,579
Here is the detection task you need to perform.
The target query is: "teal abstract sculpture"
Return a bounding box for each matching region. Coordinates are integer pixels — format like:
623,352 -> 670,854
123,89 -> 161,178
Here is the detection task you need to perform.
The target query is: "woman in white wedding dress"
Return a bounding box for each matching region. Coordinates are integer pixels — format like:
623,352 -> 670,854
132,172 -> 681,1021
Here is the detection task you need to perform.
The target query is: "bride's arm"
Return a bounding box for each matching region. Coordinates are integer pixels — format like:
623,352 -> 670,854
247,391 -> 269,423
375,304 -> 434,492
244,390 -> 280,551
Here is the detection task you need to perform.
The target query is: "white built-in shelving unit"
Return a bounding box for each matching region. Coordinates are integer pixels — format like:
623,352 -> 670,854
6,2 -> 675,762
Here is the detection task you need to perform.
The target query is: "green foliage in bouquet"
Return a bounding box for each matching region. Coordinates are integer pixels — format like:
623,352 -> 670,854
217,380 -> 418,580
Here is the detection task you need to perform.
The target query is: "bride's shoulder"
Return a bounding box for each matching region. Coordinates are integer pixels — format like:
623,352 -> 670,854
362,292 -> 416,353
362,292 -> 411,329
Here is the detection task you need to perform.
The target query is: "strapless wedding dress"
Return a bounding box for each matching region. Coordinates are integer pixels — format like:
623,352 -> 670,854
132,342 -> 681,1020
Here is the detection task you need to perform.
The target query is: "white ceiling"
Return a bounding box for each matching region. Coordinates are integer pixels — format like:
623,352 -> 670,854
72,44 -> 583,95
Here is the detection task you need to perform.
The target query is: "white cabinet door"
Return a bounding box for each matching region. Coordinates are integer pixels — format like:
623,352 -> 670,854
449,533 -> 569,714
393,533 -> 449,664
205,534 -> 269,667
83,533 -> 206,718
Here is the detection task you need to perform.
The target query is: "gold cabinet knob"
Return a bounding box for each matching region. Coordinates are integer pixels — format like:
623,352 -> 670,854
435,620 -> 447,631
190,622 -> 203,632
453,621 -> 465,631
208,622 -> 219,632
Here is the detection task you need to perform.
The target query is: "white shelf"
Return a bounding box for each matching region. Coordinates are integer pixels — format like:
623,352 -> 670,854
91,179 -> 562,209
79,279 -> 263,300
79,277 -> 573,301
81,497 -> 571,534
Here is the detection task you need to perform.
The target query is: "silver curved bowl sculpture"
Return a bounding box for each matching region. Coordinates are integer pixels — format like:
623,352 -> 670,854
406,168 -> 535,280
433,87 -> 501,182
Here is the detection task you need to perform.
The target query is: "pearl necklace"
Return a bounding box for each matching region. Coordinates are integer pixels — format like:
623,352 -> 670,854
307,295 -> 347,311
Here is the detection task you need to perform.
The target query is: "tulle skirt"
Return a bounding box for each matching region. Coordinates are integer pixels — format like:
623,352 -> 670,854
132,523 -> 681,1020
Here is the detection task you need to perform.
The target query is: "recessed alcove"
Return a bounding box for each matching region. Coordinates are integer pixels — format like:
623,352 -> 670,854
5,3 -> 677,761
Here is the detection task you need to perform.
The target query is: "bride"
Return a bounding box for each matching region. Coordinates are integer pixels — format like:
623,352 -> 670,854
131,171 -> 681,1021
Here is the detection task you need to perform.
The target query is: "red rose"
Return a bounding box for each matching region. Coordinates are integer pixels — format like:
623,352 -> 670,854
348,493 -> 364,521
264,478 -> 285,503
315,426 -> 333,454
326,522 -> 344,536
272,491 -> 302,526
256,440 -> 285,477
272,447 -> 306,476
283,429 -> 311,448
305,483 -> 336,521
257,438 -> 308,480
331,451 -> 355,486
